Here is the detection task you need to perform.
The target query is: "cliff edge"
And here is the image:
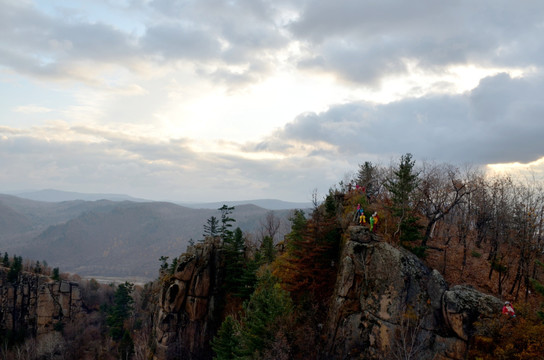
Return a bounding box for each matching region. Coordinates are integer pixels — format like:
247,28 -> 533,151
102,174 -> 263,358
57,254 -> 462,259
323,226 -> 502,359
152,226 -> 502,359
0,268 -> 83,341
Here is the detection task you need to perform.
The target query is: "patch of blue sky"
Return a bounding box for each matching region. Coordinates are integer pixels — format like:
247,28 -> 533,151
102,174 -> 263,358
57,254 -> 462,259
0,73 -> 77,127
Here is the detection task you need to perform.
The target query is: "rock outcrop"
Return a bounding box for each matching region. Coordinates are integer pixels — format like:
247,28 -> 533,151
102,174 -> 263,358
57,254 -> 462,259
0,268 -> 83,340
152,226 -> 502,360
154,238 -> 225,360
323,226 -> 502,360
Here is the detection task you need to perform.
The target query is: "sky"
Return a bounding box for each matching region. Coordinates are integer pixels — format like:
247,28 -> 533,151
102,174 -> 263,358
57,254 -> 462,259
1,0 -> 544,203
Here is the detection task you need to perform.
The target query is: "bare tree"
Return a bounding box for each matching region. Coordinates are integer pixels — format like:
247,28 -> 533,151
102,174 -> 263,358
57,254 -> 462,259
417,162 -> 473,248
486,176 -> 515,284
389,306 -> 430,360
508,179 -> 544,300
258,211 -> 281,243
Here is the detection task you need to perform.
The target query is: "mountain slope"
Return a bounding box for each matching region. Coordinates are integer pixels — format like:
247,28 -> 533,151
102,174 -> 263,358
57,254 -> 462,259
0,194 -> 121,230
15,189 -> 148,202
0,201 -> 33,236
181,199 -> 313,210
4,199 -> 294,280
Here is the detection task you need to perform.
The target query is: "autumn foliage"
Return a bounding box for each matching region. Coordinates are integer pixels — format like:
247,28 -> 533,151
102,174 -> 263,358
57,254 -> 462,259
272,208 -> 340,303
469,302 -> 544,360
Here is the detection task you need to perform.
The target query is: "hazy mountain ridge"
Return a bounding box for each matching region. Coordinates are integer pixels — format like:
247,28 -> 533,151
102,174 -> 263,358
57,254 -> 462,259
11,189 -> 313,210
0,194 -> 298,280
180,199 -> 313,210
15,189 -> 149,202
0,201 -> 33,236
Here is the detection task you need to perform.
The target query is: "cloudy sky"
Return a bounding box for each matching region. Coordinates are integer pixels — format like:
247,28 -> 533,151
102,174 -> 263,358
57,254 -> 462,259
1,0 -> 543,202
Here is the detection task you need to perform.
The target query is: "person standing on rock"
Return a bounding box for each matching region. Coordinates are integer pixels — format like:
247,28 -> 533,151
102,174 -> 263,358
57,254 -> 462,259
369,212 -> 378,232
354,204 -> 362,223
355,204 -> 365,224
359,210 -> 366,225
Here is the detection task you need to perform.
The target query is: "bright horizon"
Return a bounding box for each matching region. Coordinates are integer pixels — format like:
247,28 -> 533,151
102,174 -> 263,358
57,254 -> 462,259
2,0 -> 544,202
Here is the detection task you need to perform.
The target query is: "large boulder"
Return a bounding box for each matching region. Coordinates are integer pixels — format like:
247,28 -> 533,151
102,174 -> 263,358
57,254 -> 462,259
323,226 -> 500,360
442,285 -> 502,341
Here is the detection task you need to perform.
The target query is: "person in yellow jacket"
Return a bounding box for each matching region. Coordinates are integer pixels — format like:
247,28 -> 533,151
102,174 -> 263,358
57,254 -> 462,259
370,212 -> 378,232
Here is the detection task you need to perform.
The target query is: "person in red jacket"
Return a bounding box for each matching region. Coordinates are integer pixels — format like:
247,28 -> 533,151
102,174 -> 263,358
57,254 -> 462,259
502,301 -> 516,317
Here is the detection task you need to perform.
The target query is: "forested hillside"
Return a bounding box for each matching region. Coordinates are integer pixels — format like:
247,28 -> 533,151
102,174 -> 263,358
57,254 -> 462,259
199,154 -> 544,359
0,198 -> 295,279
1,154 -> 544,359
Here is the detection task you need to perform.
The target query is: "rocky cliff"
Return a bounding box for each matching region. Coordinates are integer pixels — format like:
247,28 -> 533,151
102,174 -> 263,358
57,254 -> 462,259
154,238 -> 225,360
153,227 -> 502,360
323,226 -> 502,359
0,268 -> 83,341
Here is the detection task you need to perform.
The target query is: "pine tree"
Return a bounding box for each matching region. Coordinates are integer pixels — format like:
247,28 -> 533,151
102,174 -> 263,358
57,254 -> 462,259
7,255 -> 22,283
119,329 -> 135,359
239,271 -> 293,357
357,161 -> 378,198
212,271 -> 292,359
212,316 -> 241,360
159,256 -> 169,271
273,211 -> 339,301
106,282 -> 135,340
237,257 -> 259,299
223,227 -> 248,297
260,236 -> 276,264
219,205 -> 236,243
385,153 -> 423,248
2,252 -> 9,267
52,267 -> 60,280
386,153 -> 419,214
203,215 -> 220,239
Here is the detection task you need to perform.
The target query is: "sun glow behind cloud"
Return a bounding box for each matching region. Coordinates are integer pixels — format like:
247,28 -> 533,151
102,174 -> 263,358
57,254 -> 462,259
156,69 -> 354,144
487,157 -> 544,181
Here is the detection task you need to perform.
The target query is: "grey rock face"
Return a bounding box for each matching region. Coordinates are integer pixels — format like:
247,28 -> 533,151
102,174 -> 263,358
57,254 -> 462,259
151,226 -> 501,360
442,285 -> 503,341
0,269 -> 82,340
322,226 -> 500,360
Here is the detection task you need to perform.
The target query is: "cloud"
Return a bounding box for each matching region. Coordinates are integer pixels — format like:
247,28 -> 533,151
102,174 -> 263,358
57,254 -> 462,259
13,105 -> 53,113
2,72 -> 543,202
0,0 -> 291,88
0,2 -> 139,82
141,24 -> 222,61
288,0 -> 544,85
255,72 -> 544,165
4,0 -> 541,91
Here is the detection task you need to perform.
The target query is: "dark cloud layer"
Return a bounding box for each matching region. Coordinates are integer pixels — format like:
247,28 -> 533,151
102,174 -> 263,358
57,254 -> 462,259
0,0 -> 289,85
260,72 -> 544,165
3,0 -> 542,87
289,0 -> 544,85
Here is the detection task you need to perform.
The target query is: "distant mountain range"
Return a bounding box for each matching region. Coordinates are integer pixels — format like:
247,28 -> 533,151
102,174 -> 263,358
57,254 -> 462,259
0,191 -> 309,281
13,189 -> 312,210
179,199 -> 313,211
14,189 -> 150,203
